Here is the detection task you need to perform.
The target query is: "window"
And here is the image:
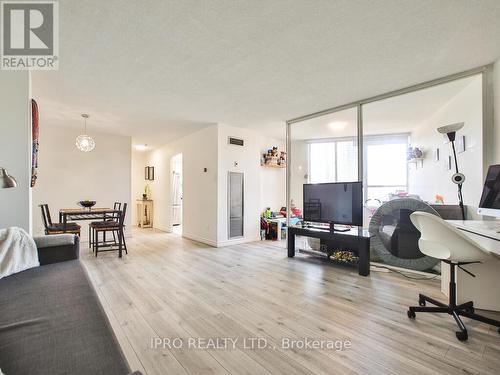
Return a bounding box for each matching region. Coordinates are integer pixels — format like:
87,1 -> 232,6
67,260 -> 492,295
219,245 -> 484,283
309,142 -> 336,183
364,134 -> 409,201
308,139 -> 357,183
308,134 -> 409,201
336,140 -> 358,181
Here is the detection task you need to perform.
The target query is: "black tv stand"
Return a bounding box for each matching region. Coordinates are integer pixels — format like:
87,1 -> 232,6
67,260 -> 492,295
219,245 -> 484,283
303,222 -> 351,232
288,226 -> 371,276
329,222 -> 351,232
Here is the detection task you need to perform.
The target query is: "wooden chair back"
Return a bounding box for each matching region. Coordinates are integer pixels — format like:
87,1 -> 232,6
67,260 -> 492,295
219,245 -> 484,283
119,203 -> 127,228
39,204 -> 53,229
112,202 -> 122,220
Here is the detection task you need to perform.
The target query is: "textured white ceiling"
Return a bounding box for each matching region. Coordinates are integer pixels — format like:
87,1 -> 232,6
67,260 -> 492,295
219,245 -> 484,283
32,0 -> 500,145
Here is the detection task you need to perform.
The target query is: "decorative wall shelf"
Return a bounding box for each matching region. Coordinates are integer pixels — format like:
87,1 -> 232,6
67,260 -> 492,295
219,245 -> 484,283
261,163 -> 286,169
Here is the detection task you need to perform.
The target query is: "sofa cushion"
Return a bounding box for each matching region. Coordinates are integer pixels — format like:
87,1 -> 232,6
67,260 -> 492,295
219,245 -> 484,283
33,234 -> 76,249
0,260 -> 130,375
36,235 -> 80,266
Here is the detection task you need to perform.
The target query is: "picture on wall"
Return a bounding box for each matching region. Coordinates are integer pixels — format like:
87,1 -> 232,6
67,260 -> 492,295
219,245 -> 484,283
145,166 -> 155,181
456,135 -> 466,153
31,99 -> 39,187
446,155 -> 452,170
433,148 -> 440,162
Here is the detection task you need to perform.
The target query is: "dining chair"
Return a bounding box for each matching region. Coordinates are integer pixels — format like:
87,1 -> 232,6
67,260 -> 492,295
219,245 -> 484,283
40,204 -> 81,236
90,203 -> 128,257
88,202 -> 122,249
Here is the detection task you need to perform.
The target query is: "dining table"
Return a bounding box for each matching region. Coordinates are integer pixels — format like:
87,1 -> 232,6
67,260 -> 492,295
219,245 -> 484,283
58,207 -> 124,257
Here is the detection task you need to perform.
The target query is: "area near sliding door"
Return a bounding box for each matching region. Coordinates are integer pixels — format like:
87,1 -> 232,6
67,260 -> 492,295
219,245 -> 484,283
286,64 -> 494,272
288,107 -> 359,213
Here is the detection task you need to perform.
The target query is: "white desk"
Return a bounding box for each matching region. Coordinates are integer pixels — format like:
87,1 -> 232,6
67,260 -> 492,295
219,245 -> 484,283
444,220 -> 500,311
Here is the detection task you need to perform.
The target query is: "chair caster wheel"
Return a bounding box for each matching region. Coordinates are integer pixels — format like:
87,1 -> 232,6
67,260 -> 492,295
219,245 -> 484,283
456,330 -> 468,341
464,306 -> 474,314
407,310 -> 416,319
419,300 -> 426,307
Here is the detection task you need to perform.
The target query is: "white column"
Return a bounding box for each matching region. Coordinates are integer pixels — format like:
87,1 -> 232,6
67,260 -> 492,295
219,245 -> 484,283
0,71 -> 32,233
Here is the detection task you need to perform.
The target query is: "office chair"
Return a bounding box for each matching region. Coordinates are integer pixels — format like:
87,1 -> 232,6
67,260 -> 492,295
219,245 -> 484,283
407,211 -> 500,341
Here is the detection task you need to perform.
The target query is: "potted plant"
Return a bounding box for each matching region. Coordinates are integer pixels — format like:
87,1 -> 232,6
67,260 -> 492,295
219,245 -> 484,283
143,184 -> 150,200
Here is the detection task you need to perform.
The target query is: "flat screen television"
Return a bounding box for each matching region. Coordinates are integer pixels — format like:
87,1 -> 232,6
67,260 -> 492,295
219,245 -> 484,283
303,181 -> 363,226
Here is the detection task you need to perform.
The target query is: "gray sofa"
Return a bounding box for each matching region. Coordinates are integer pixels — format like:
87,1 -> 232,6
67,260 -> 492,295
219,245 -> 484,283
0,234 -> 139,375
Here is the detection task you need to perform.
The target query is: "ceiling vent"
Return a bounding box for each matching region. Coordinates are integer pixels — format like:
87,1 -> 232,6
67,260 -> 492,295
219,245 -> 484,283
228,137 -> 244,147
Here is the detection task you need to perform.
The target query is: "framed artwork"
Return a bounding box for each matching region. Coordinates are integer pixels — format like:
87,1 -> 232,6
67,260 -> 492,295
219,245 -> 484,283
31,99 -> 39,187
433,148 -> 440,162
446,155 -> 452,171
145,166 -> 155,181
456,135 -> 466,153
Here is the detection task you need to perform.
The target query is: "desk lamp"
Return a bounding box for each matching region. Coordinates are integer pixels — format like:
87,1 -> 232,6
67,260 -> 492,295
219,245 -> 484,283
437,122 -> 465,220
0,168 -> 17,189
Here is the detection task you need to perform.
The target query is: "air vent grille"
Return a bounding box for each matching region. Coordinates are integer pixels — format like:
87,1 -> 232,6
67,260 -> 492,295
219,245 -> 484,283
228,137 -> 244,146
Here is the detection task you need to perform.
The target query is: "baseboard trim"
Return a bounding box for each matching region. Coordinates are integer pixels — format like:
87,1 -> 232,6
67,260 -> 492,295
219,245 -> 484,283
182,232 -> 217,247
216,236 -> 260,248
154,225 -> 172,233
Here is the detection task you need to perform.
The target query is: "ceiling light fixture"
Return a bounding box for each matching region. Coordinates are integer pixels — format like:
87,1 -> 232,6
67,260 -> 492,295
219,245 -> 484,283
328,121 -> 348,131
76,114 -> 95,152
134,144 -> 148,151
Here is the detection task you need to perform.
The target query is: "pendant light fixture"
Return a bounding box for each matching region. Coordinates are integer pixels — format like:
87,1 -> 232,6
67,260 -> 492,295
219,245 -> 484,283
75,113 -> 95,152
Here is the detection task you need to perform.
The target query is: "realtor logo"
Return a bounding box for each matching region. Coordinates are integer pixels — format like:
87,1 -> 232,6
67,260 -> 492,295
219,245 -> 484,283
1,0 -> 58,70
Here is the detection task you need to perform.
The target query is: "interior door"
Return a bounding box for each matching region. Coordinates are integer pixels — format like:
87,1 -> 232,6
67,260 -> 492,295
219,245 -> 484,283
228,172 -> 244,238
172,172 -> 182,225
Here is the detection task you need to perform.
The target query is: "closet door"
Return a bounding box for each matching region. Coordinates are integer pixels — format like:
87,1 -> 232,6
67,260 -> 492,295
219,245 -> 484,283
228,172 -> 244,238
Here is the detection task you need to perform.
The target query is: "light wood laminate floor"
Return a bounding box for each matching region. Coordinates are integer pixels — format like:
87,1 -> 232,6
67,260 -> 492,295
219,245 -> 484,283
81,229 -> 500,375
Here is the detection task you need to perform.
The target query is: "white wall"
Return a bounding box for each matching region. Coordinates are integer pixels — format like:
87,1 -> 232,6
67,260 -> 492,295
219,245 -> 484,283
0,71 -> 32,232
147,125 -> 219,245
32,125 -> 132,239
409,76 -> 483,212
145,124 -> 285,247
217,125 -> 285,246
260,140 -> 286,212
131,148 -> 148,225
